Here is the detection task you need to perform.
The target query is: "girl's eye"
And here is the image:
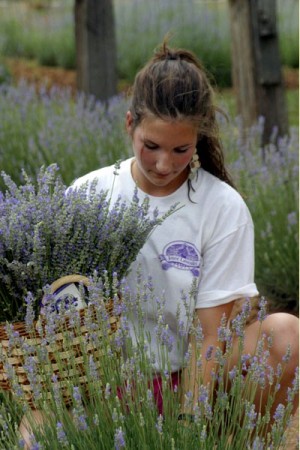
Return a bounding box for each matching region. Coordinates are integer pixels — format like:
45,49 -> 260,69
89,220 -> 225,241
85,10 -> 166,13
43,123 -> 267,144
175,148 -> 189,154
144,143 -> 158,150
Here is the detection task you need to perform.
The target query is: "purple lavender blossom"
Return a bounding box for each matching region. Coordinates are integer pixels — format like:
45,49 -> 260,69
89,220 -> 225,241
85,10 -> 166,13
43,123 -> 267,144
146,388 -> 154,409
282,345 -> 292,364
199,425 -> 207,442
257,296 -> 268,323
111,408 -> 119,424
18,439 -> 26,448
273,403 -> 285,422
155,414 -> 163,435
56,422 -> 69,446
23,355 -> 42,400
287,211 -> 297,227
228,366 -> 238,380
286,367 -> 299,403
27,436 -> 43,450
244,401 -> 257,430
183,390 -> 193,411
198,385 -> 213,420
114,427 -> 126,449
51,374 -> 63,409
250,437 -> 265,450
205,345 -> 214,361
72,389 -> 89,433
4,363 -> 23,398
24,291 -> 35,332
177,319 -> 186,338
72,386 -> 82,404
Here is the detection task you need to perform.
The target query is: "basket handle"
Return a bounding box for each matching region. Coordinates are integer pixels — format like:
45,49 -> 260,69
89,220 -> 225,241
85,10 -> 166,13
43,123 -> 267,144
50,274 -> 90,293
40,274 -> 90,316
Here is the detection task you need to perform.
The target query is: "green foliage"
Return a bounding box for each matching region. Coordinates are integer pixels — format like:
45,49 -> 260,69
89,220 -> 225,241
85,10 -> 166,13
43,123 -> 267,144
217,88 -> 299,127
285,90 -> 299,126
0,0 -> 298,87
0,4 -> 75,69
114,0 -> 232,87
277,0 -> 299,68
0,61 -> 11,85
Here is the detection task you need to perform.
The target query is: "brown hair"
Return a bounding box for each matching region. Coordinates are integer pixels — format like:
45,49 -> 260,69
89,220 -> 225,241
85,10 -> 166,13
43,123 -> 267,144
128,40 -> 235,189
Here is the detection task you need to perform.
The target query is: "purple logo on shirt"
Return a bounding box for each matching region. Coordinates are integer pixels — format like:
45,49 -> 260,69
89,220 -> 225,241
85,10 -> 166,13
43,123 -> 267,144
159,241 -> 201,276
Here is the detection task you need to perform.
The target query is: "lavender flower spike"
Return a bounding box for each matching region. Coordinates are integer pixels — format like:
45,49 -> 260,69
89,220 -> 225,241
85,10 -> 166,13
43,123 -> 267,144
114,427 -> 126,449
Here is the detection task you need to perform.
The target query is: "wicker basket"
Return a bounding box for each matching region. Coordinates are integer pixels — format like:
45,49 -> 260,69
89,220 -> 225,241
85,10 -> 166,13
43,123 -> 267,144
0,275 -> 120,408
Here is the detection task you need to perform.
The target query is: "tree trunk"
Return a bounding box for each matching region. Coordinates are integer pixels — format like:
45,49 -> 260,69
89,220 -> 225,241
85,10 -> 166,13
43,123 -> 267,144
228,0 -> 288,145
74,0 -> 117,102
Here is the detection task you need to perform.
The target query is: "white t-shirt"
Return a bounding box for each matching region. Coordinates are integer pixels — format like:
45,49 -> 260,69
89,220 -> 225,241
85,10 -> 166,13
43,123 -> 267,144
72,158 -> 258,372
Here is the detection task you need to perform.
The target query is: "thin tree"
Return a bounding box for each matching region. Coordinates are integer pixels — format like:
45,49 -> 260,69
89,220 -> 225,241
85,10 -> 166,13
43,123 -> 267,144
228,0 -> 288,145
74,0 -> 117,102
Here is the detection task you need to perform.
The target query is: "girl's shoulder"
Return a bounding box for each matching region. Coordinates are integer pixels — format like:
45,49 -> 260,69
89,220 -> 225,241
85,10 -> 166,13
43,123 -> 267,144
70,158 -> 133,192
194,169 -> 251,220
197,169 -> 243,202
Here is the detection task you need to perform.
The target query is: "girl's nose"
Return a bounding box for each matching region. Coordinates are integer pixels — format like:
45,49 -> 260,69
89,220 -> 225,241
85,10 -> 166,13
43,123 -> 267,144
156,153 -> 172,174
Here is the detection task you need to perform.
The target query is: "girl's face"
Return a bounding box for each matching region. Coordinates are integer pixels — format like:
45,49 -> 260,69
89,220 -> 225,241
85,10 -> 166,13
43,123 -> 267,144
126,112 -> 198,196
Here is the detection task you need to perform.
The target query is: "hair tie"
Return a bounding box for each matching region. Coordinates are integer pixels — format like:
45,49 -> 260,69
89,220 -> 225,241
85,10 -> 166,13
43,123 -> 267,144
165,52 -> 179,61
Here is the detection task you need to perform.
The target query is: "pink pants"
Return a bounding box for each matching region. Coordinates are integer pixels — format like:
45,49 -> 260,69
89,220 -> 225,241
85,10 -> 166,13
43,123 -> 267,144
117,371 -> 181,415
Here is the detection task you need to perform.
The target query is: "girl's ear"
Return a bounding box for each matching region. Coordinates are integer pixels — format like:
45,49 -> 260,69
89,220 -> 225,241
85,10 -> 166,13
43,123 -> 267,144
125,111 -> 133,135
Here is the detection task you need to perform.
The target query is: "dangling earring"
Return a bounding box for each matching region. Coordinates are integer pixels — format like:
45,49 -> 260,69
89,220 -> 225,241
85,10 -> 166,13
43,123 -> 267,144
189,149 -> 201,180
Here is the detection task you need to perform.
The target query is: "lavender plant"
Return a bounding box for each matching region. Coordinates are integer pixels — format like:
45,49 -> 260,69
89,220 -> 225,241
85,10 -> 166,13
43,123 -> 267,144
225,118 -> 299,311
0,79 -> 298,311
0,0 -> 298,86
115,0 -> 231,86
0,279 -> 298,449
0,163 -> 174,322
0,82 -> 130,190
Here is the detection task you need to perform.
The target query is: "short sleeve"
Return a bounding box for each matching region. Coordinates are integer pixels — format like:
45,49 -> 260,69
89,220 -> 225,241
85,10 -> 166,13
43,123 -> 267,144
196,215 -> 259,309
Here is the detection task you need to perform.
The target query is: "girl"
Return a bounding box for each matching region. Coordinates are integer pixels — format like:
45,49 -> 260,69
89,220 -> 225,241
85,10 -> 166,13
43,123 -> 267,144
20,41 -> 298,447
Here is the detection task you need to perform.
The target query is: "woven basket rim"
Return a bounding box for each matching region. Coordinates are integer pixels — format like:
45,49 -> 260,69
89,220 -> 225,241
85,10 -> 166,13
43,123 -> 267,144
0,300 -> 116,339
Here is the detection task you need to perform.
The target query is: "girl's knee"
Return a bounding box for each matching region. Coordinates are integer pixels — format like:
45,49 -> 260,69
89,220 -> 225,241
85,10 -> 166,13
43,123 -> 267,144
19,410 -> 47,449
264,312 -> 299,342
263,313 -> 299,369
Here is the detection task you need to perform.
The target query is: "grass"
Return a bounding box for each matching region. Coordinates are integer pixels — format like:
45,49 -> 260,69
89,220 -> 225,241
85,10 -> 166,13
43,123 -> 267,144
0,0 -> 298,88
286,89 -> 299,126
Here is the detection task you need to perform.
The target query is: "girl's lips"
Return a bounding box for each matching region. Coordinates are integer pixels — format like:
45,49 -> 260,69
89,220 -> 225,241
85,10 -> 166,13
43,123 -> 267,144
152,171 -> 173,178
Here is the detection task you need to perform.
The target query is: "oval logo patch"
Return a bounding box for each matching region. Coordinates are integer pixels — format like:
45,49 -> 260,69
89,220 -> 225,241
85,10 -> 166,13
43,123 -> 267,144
159,241 -> 201,276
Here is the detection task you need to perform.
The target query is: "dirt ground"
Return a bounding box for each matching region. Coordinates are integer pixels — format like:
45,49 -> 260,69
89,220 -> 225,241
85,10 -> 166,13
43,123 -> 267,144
3,57 -> 300,449
5,58 -> 78,93
4,57 -> 299,94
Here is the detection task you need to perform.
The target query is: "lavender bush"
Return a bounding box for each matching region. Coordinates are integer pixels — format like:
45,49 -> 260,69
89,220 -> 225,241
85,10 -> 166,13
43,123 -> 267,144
0,163 -> 175,322
0,82 -> 130,191
223,117 -> 299,311
0,81 -> 298,310
0,280 -> 298,449
115,0 -> 231,86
